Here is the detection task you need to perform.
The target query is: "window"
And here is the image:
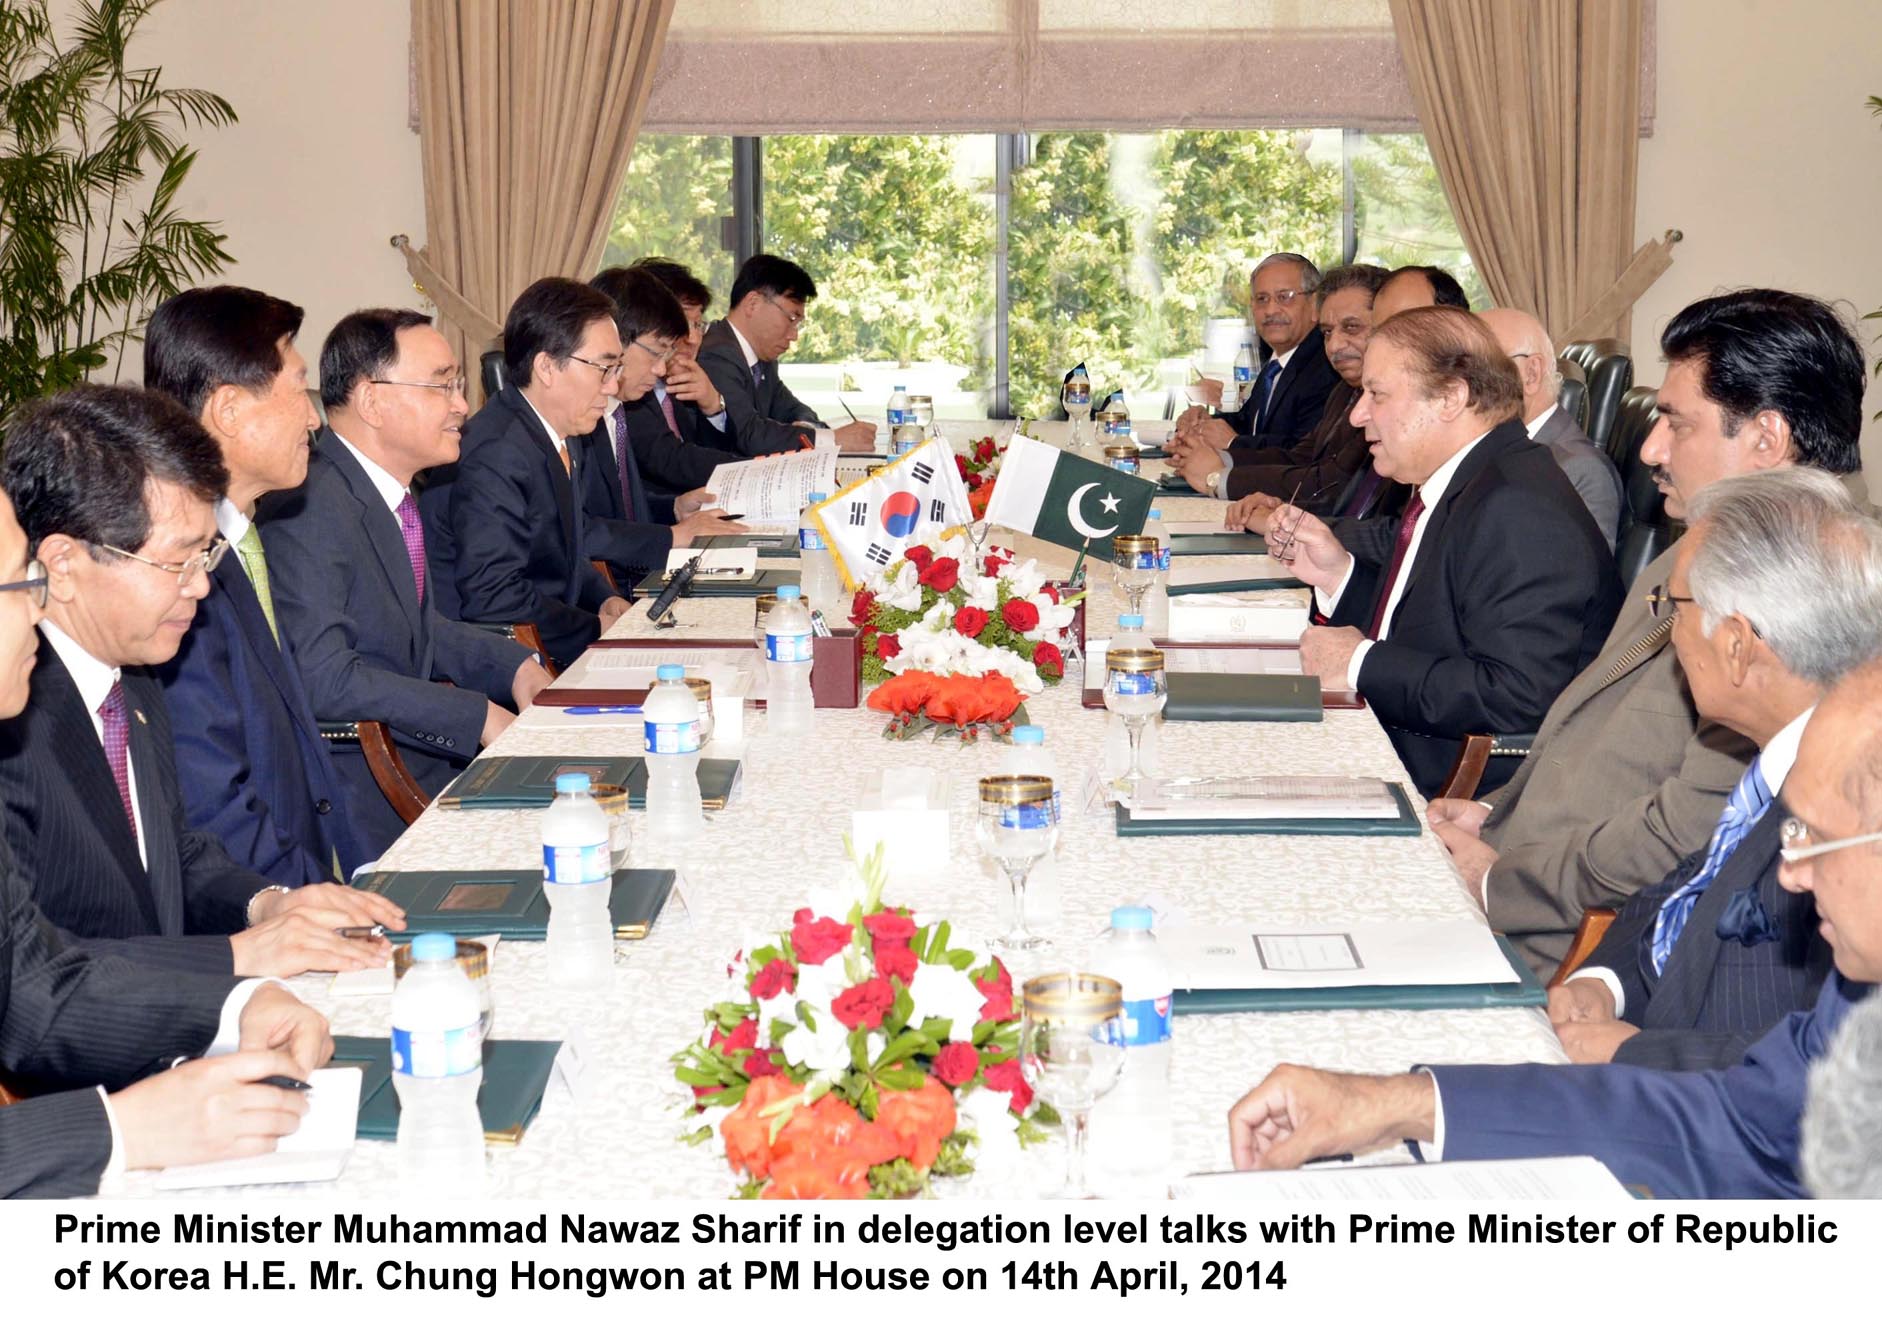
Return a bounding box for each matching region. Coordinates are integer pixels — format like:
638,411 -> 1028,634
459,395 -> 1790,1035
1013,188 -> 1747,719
604,129 -> 1476,419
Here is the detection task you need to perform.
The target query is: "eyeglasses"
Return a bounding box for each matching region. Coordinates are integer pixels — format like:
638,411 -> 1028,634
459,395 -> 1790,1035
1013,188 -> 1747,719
1644,584 -> 1696,619
0,559 -> 48,609
625,337 -> 675,366
762,294 -> 806,327
1779,815 -> 1882,864
93,537 -> 230,587
1252,289 -> 1309,309
567,353 -> 625,383
370,375 -> 468,396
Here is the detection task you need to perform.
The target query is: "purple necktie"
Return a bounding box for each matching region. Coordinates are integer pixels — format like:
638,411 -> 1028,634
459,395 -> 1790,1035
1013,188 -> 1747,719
395,491 -> 427,604
613,407 -> 636,516
1367,491 -> 1426,640
659,390 -> 681,439
99,680 -> 138,845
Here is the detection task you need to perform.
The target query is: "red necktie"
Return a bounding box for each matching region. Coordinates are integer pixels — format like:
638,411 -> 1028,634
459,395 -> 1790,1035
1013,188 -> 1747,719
99,680 -> 138,845
1366,490 -> 1426,640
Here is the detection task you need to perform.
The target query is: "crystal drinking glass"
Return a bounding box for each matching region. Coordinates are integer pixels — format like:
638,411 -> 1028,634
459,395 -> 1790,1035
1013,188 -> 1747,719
1111,534 -> 1161,619
1019,972 -> 1127,1199
1063,377 -> 1093,450
977,774 -> 1060,951
1102,648 -> 1167,791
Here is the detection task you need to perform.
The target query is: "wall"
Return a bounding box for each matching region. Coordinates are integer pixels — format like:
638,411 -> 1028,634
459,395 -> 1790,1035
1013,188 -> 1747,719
1633,0 -> 1882,474
109,0 -> 425,384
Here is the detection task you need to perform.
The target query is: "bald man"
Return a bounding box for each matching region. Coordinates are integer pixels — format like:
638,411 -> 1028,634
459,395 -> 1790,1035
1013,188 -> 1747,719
1481,307 -> 1623,550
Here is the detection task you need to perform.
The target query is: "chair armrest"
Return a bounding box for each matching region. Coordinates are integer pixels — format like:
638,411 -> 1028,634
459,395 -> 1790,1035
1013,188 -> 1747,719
318,719 -> 431,827
1548,908 -> 1619,987
1435,732 -> 1535,800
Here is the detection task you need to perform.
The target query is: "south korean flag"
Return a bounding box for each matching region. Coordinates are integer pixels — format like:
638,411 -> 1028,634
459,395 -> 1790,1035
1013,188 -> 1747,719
808,437 -> 974,590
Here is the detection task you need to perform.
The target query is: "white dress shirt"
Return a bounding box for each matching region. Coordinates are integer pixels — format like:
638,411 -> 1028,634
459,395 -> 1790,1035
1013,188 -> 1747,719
40,621 -> 147,868
520,394 -> 572,465
1210,342 -> 1304,488
1316,430 -> 1489,690
332,431 -> 410,513
729,321 -> 831,447
1524,402 -> 1559,440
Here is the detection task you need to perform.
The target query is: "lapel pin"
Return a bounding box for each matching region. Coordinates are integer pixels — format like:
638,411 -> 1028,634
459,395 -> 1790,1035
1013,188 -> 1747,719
134,709 -> 148,725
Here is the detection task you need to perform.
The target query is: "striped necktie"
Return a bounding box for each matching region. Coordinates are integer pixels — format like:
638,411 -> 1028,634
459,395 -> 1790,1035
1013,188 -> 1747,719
235,523 -> 279,643
99,680 -> 138,845
1649,756 -> 1772,974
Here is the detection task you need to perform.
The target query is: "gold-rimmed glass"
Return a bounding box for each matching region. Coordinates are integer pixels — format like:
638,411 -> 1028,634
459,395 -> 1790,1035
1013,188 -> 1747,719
1111,534 -> 1160,619
1020,972 -> 1126,1199
1103,647 -> 1167,790
977,775 -> 1060,951
93,537 -> 229,587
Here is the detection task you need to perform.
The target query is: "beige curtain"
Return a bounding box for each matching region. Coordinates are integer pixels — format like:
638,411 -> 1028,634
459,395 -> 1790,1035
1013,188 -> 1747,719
1388,0 -> 1648,342
406,0 -> 676,382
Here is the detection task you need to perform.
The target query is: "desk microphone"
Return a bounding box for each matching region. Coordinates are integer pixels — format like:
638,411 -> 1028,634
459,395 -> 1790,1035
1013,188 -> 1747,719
645,553 -> 701,624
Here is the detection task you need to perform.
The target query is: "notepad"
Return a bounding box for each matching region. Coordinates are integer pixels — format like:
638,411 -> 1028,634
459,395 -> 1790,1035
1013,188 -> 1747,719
1124,775 -> 1402,821
152,1066 -> 362,1190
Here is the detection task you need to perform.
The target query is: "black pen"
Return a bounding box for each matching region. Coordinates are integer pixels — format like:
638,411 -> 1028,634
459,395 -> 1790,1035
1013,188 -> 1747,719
258,1075 -> 311,1093
336,924 -> 384,939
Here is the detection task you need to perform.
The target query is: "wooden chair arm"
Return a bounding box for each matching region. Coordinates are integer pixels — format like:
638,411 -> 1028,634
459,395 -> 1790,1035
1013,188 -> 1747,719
1435,732 -> 1535,800
465,620 -> 558,678
318,720 -> 431,827
1548,908 -> 1620,988
0,1077 -> 23,1106
591,559 -> 621,595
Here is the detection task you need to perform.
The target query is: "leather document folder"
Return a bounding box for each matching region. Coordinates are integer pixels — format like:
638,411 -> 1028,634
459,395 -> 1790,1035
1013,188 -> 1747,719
1172,935 -> 1546,1014
355,866 -> 676,940
438,754 -> 742,810
1115,781 -> 1420,837
1163,672 -> 1322,722
632,566 -> 801,597
331,1036 -> 562,1146
1168,533 -> 1269,557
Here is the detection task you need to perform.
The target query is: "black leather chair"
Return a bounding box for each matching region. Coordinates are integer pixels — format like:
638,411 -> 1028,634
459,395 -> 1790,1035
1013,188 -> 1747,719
1561,339 -> 1634,458
1556,357 -> 1589,434
480,348 -> 508,399
1607,385 -> 1681,590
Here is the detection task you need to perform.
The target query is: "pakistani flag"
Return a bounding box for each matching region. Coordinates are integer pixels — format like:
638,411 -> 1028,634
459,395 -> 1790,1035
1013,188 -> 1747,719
983,435 -> 1155,555
808,437 -> 975,590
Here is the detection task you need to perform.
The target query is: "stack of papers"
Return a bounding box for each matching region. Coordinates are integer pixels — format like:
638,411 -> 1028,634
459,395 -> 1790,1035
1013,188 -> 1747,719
704,448 -> 838,526
1123,775 -> 1399,821
153,1066 -> 363,1190
1157,919 -> 1521,990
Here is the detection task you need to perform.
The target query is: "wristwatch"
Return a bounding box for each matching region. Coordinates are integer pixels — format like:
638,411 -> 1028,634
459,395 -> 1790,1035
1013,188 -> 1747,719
246,884 -> 291,928
1205,467 -> 1223,496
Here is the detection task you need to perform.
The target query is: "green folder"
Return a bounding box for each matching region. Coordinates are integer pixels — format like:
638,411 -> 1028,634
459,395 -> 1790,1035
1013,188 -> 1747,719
1164,672 -> 1322,722
1173,935 -> 1546,1014
1169,533 -> 1270,557
329,1036 -> 562,1146
1169,573 -> 1305,594
1155,472 -> 1194,492
438,755 -> 742,810
632,566 -> 801,597
355,866 -> 676,940
1114,782 -> 1421,837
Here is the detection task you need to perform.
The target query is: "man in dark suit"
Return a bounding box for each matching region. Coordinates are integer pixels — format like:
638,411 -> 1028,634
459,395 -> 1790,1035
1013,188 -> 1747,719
1548,471 -> 1880,1067
1225,655 -> 1882,1200
618,257 -> 748,505
139,286 -> 367,886
0,387 -> 398,977
261,309 -> 552,856
695,253 -> 877,457
1272,307 -> 1622,797
418,278 -> 632,669
579,266 -> 751,588
0,485 -> 331,1196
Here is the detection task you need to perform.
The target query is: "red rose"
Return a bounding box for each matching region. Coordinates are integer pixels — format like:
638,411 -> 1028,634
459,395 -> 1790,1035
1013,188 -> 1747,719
953,605 -> 990,638
1041,583 -> 1060,603
954,454 -> 971,479
1032,641 -> 1064,680
1002,599 -> 1040,632
832,976 -> 895,1031
982,553 -> 1008,577
711,1017 -> 759,1055
875,942 -> 917,984
877,632 -> 901,660
966,473 -> 985,491
749,958 -> 796,1001
981,1053 -> 1034,1114
904,544 -> 934,571
863,911 -> 917,945
975,962 -> 1014,1023
744,1048 -> 784,1079
932,1041 -> 980,1088
849,589 -> 876,626
974,438 -> 996,462
918,556 -> 959,593
790,908 -> 854,966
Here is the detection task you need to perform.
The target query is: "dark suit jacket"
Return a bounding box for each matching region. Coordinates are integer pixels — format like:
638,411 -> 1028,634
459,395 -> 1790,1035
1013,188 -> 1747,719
0,832 -> 236,1197
1329,418 -> 1623,797
416,385 -> 618,669
261,433 -> 535,855
1223,379 -> 1366,505
620,391 -> 745,505
1429,973 -> 1871,1198
1218,327 -> 1341,451
152,539 -> 365,887
577,406 -> 675,585
1534,406 -> 1624,552
695,320 -> 819,456
0,635 -> 262,973
1579,803 -> 1831,1070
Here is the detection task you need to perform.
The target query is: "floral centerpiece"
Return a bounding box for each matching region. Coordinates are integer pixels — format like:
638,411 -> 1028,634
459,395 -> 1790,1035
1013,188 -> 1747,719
850,529 -> 1080,740
956,435 -> 1005,519
673,847 -> 1053,1199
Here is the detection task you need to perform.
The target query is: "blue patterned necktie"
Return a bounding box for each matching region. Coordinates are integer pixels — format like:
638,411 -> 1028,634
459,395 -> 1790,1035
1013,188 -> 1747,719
1253,358 -> 1283,430
750,362 -> 763,393
1649,757 -> 1772,975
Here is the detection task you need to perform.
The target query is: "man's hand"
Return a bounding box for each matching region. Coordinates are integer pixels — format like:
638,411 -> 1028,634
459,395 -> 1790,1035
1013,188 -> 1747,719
832,420 -> 877,452
1430,820 -> 1498,906
1228,1066 -> 1436,1171
598,596 -> 630,628
1265,504 -> 1352,591
663,357 -> 723,413
1547,978 -> 1617,1027
1298,625 -> 1365,687
480,700 -> 515,747
238,983 -> 335,1074
1176,416 -> 1235,451
1176,446 -> 1229,495
511,657 -> 553,710
252,883 -> 404,931
111,1051 -> 315,1172
1426,797 -> 1491,838
1225,491 -> 1282,534
675,488 -> 716,518
670,508 -> 752,548
1556,1020 -> 1639,1065
232,902 -> 397,977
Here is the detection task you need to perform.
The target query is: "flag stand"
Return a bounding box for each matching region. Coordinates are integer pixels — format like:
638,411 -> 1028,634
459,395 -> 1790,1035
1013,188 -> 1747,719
1068,536 -> 1091,588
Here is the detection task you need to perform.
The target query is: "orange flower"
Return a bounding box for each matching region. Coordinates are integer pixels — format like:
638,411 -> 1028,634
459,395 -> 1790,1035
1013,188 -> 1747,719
968,483 -> 994,518
758,1094 -> 903,1198
762,1152 -> 873,1199
875,1076 -> 959,1170
925,673 -> 1022,727
719,1074 -> 805,1180
866,670 -> 940,716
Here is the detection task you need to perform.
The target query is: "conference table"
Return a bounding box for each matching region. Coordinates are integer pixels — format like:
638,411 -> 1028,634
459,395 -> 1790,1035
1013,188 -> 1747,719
130,424 -> 1567,1199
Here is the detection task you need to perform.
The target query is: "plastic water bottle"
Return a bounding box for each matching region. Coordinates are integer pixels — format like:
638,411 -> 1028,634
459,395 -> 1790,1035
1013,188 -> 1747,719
999,725 -> 1061,927
886,383 -> 910,429
1090,906 -> 1174,1186
765,585 -> 815,737
1228,334 -> 1256,413
797,493 -> 840,612
391,931 -> 486,1194
643,664 -> 704,843
541,772 -> 613,989
1144,510 -> 1172,635
1103,616 -> 1160,778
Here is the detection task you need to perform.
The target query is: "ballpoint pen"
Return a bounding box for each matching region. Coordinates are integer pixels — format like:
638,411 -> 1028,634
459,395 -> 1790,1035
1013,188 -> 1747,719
336,924 -> 386,938
562,705 -> 643,715
258,1075 -> 312,1092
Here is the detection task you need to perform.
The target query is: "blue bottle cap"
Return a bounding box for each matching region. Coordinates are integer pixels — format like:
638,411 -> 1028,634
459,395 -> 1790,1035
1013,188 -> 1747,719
776,585 -> 802,600
1118,614 -> 1144,628
1011,725 -> 1044,745
655,664 -> 685,681
411,932 -> 458,962
1110,905 -> 1154,931
1148,510 -> 1163,520
805,492 -> 827,503
555,772 -> 592,795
